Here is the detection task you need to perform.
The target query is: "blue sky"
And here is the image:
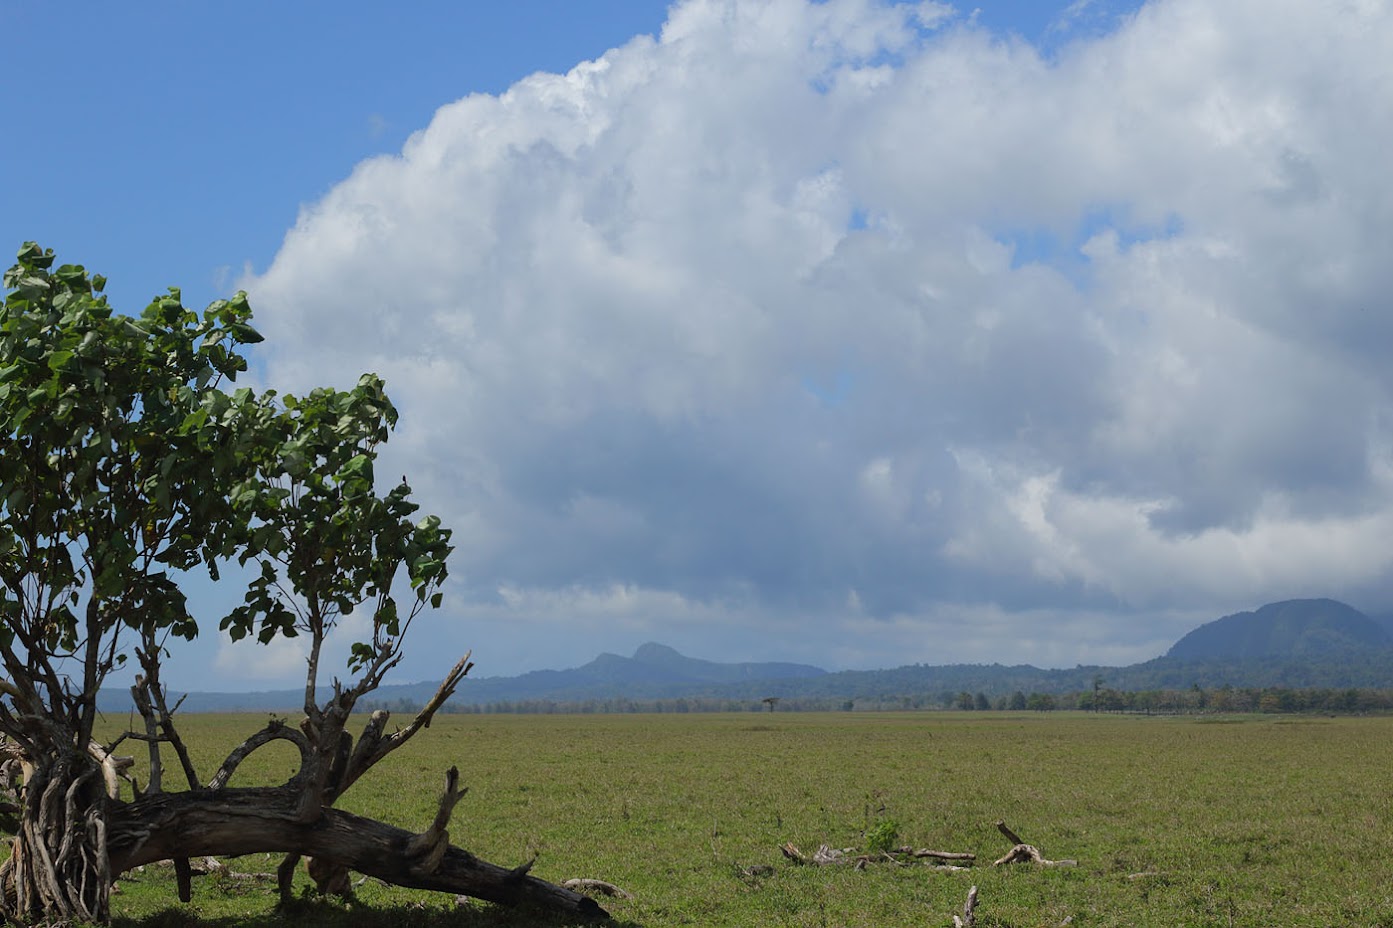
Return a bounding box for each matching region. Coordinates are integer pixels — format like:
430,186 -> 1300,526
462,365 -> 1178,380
2,2 -> 679,313
6,0 -> 1391,690
1,1 -> 1133,315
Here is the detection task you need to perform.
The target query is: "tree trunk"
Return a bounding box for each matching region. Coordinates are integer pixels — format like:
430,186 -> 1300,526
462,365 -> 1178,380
0,750 -> 112,924
105,784 -> 607,917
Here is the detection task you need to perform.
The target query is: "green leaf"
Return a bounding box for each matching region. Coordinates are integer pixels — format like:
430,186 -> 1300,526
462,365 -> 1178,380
337,454 -> 371,482
227,321 -> 264,344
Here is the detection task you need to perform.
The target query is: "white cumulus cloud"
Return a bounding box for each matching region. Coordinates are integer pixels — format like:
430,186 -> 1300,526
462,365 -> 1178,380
243,0 -> 1393,675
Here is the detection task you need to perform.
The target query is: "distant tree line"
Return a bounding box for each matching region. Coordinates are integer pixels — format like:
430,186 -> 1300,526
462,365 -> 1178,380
360,684 -> 1393,716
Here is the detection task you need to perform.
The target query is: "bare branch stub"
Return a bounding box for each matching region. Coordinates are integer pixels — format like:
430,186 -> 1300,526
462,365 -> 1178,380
995,820 -> 1026,846
779,842 -> 807,865
952,884 -> 979,928
404,766 -> 468,876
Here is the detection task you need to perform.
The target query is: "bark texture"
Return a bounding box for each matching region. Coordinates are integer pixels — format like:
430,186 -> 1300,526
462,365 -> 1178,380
0,751 -> 112,923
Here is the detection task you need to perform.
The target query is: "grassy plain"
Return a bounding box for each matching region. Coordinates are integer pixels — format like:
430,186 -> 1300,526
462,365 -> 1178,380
90,712 -> 1393,927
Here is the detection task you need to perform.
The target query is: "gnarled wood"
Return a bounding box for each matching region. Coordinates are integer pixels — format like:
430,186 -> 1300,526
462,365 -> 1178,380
105,786 -> 607,918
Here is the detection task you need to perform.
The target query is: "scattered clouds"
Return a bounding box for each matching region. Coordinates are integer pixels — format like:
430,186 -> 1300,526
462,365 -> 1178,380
214,634 -> 308,683
243,0 -> 1393,676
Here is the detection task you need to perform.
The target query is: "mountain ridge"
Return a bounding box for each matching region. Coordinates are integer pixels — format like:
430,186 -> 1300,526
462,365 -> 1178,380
117,598 -> 1393,712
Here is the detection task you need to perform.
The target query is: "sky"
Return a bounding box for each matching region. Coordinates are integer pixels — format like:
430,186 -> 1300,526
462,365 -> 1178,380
5,0 -> 1393,690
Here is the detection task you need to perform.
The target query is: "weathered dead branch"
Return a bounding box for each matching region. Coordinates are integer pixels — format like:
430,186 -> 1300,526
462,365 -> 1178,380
992,821 -> 1077,868
1126,870 -> 1163,881
403,766 -> 468,876
903,846 -> 976,862
206,719 -> 313,792
563,878 -> 633,899
952,884 -> 979,928
779,843 -> 857,865
339,654 -> 475,794
995,820 -> 1026,846
0,737 -> 133,801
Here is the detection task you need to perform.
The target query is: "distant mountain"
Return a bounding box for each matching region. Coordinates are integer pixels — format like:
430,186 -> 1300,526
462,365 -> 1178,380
1370,611 -> 1393,639
444,642 -> 826,705
1165,598 -> 1392,661
112,643 -> 828,713
629,642 -> 826,684
103,599 -> 1393,713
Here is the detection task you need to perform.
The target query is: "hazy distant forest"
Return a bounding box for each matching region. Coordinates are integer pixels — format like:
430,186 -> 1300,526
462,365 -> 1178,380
369,683 -> 1393,716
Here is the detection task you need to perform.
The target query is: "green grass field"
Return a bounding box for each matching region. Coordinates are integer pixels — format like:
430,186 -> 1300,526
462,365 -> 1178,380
81,712 -> 1393,927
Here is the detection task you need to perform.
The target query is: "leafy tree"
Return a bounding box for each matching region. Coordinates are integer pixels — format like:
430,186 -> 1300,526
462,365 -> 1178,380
0,245 -> 604,924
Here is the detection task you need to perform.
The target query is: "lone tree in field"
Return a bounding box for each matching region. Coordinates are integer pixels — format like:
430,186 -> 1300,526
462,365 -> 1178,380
0,244 -> 607,924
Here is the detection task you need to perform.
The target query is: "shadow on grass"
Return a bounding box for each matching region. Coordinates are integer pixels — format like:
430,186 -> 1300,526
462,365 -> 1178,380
114,898 -> 643,928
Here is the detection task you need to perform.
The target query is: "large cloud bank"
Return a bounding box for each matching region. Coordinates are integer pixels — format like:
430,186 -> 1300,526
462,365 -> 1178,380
243,0 -> 1393,675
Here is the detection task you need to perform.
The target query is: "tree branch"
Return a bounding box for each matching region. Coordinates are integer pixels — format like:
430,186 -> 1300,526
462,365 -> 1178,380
338,652 -> 472,794
403,766 -> 467,875
206,720 -> 312,791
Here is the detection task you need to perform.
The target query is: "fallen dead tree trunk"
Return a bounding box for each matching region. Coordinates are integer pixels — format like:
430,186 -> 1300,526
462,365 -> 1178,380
106,785 -> 606,917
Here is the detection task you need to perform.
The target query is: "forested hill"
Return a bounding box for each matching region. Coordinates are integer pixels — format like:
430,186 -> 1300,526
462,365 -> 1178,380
1165,599 -> 1391,660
